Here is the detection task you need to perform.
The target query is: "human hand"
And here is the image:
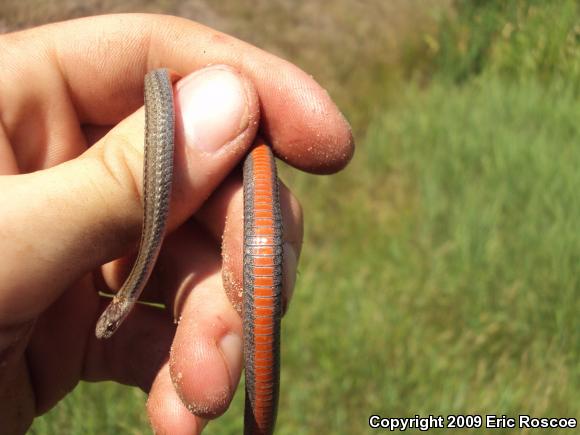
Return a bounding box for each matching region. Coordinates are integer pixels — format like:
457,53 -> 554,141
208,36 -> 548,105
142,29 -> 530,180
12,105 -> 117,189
0,14 -> 353,434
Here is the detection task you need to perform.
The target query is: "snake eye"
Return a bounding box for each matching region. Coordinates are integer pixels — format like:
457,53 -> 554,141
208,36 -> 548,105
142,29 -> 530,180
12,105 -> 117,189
96,317 -> 120,339
105,321 -> 118,337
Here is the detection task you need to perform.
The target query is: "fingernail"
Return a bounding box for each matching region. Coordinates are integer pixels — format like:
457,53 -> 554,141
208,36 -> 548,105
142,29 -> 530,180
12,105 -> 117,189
176,66 -> 249,153
282,242 -> 298,314
219,332 -> 243,391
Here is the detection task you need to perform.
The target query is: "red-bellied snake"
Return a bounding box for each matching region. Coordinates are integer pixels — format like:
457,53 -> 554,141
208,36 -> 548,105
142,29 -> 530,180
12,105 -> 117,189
95,68 -> 282,435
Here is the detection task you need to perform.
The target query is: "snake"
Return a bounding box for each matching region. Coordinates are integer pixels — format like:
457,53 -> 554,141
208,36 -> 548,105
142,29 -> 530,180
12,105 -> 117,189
94,68 -> 282,435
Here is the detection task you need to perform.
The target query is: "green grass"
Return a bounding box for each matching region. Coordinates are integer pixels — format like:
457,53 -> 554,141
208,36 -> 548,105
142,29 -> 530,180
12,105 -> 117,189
434,0 -> 580,89
269,76 -> 580,434
30,1 -> 580,434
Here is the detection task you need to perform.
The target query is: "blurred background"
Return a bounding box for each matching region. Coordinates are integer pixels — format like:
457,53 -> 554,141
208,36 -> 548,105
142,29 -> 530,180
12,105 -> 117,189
2,0 -> 579,433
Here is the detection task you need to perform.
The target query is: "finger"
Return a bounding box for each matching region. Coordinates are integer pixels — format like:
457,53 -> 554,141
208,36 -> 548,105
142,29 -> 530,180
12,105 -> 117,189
81,301 -> 174,392
0,357 -> 34,435
26,279 -> 173,414
147,363 -> 207,435
134,217 -> 242,418
0,65 -> 258,326
196,169 -> 303,315
111,165 -> 304,315
1,14 -> 353,173
170,272 -> 244,419
25,276 -> 98,413
143,219 -> 222,318
0,319 -> 35,430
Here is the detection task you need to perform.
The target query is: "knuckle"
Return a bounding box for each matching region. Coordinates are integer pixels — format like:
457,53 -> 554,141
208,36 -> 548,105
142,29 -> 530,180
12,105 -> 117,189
98,131 -> 143,207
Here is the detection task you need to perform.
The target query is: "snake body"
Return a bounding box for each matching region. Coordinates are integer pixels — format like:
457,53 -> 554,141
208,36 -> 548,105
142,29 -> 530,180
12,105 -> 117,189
94,69 -> 282,435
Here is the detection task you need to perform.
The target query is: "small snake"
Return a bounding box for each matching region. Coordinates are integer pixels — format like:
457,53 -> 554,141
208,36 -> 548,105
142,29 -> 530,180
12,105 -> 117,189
94,68 -> 282,435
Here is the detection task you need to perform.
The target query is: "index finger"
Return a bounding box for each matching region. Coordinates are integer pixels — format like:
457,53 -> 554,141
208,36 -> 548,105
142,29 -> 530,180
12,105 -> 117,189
6,13 -> 354,174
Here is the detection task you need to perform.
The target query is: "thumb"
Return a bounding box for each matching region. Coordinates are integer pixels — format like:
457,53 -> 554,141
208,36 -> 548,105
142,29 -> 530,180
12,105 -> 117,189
0,65 -> 258,327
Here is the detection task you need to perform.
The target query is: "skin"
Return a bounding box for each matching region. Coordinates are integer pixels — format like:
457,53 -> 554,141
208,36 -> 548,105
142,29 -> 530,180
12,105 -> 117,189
0,14 -> 354,435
